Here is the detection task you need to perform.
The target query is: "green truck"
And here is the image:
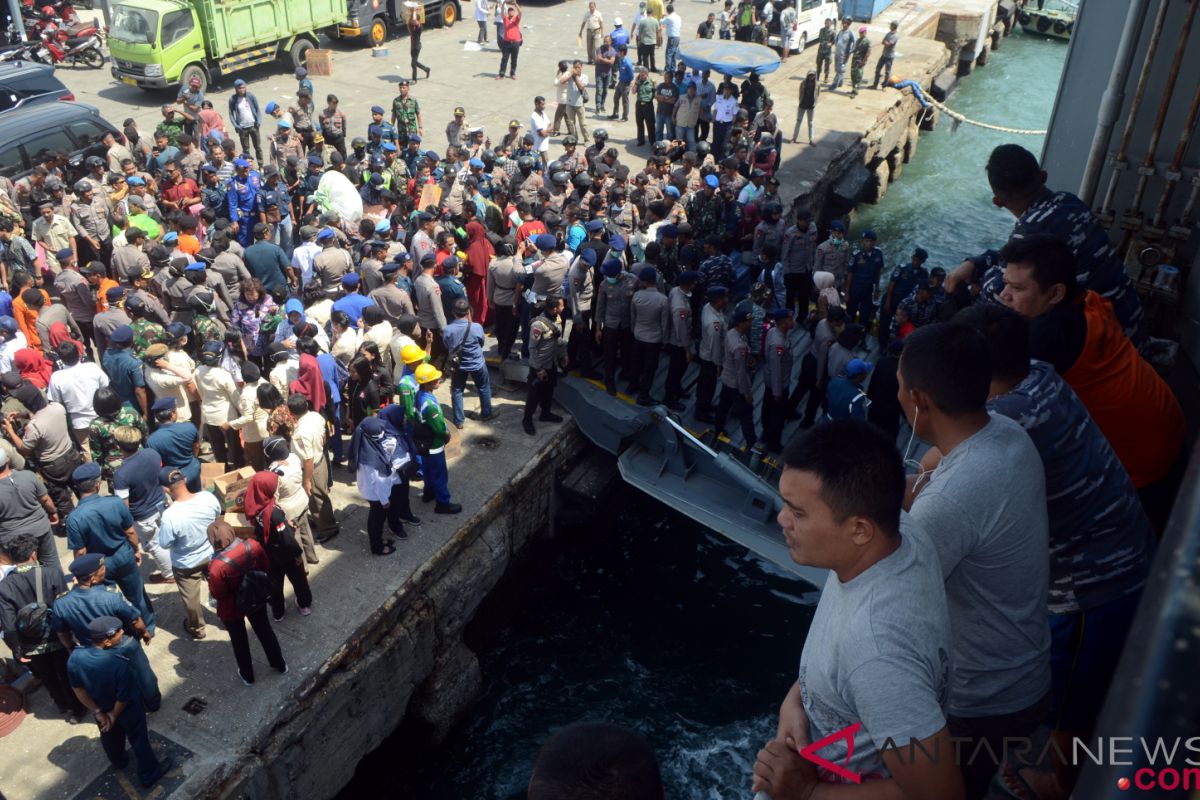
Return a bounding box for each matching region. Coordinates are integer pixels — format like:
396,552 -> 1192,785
108,0 -> 347,93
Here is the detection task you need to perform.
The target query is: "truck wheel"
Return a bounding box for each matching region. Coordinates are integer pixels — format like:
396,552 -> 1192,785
438,2 -> 457,27
290,38 -> 313,71
365,17 -> 388,47
180,64 -> 207,93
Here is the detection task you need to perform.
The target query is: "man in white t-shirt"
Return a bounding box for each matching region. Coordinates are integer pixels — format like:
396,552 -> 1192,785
660,4 -> 682,73
753,419 -> 963,800
474,0 -> 491,44
46,341 -> 109,454
563,60 -> 590,142
530,95 -> 553,155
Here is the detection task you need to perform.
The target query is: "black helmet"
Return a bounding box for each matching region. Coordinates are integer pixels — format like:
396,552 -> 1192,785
547,159 -> 565,175
594,128 -> 608,141
85,155 -> 104,168
351,136 -> 367,149
562,135 -> 577,146
652,141 -> 669,155
572,172 -> 592,190
552,171 -> 571,186
517,155 -> 534,172
73,180 -> 93,194
696,140 -> 711,157
481,148 -> 496,164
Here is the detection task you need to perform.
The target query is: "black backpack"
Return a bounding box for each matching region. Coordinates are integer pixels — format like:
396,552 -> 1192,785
215,541 -> 272,616
15,566 -> 53,656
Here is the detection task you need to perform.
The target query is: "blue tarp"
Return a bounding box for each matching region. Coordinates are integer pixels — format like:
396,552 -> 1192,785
677,39 -> 781,79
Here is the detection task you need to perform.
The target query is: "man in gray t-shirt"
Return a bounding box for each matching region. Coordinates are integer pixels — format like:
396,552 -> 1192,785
754,420 -> 963,800
899,322 -> 1051,799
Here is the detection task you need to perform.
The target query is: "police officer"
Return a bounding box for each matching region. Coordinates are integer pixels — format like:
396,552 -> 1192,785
51,553 -> 151,647
414,254 -> 448,369
664,270 -> 699,411
413,363 -> 462,514
694,284 -> 728,422
761,308 -> 795,452
523,296 -> 568,436
713,307 -> 758,450
67,616 -> 171,787
592,258 -> 637,396
629,266 -> 669,405
565,248 -> 597,375
370,260 -> 416,325
813,219 -> 851,285
878,247 -> 929,348
844,229 -> 883,330
531,233 -> 570,303
487,238 -> 524,360
65,464 -> 156,633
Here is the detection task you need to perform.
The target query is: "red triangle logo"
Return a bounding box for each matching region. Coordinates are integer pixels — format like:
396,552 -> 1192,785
799,722 -> 863,784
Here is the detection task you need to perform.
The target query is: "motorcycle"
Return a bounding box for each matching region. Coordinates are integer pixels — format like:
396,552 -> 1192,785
22,27 -> 104,67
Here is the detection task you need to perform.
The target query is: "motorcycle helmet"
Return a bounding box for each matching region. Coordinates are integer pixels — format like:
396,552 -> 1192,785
517,155 -> 534,172
551,171 -> 570,186
696,140 -> 711,158
351,136 -> 367,149
481,148 -> 496,164
593,128 -> 608,142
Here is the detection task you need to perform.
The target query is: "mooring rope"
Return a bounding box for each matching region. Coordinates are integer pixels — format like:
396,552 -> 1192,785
926,96 -> 1049,135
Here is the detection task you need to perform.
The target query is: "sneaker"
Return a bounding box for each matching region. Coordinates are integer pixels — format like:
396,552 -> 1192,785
272,610 -> 284,623
452,419 -> 465,429
539,412 -> 564,423
523,418 -> 536,435
477,410 -> 500,422
277,663 -> 288,675
296,600 -> 312,616
435,502 -> 463,514
399,514 -> 422,526
238,670 -> 255,686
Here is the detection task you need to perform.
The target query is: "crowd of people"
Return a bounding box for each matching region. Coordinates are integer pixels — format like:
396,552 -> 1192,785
0,0 -> 1189,793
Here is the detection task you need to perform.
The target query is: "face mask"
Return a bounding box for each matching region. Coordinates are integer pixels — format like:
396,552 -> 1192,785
606,276 -> 618,285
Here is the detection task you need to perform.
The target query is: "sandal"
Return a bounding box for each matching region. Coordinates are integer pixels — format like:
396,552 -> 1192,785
372,542 -> 397,556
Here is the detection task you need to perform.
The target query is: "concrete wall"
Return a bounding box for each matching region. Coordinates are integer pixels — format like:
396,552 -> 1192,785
1041,0 -> 1200,368
172,426 -> 588,800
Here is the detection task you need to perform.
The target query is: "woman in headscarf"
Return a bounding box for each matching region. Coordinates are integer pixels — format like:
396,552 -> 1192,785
242,471 -> 313,619
345,355 -> 382,431
13,348 -> 53,389
206,517 -> 288,685
463,213 -> 494,327
46,322 -> 83,361
263,435 -> 317,564
288,350 -> 327,414
812,271 -> 841,321
348,416 -> 417,556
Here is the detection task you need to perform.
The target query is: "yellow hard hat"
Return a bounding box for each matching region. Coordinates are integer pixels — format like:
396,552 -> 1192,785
401,343 -> 426,364
414,363 -> 442,384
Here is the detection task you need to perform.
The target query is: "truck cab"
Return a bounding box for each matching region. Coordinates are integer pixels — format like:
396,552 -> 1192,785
109,0 -> 202,90
339,0 -> 460,47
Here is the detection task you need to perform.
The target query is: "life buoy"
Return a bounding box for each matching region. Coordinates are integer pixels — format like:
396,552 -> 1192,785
1036,15 -> 1052,31
1017,10 -> 1031,24
1052,19 -> 1067,33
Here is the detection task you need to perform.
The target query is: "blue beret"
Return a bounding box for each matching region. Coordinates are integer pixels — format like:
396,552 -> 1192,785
829,220 -> 846,232
316,227 -> 335,241
660,224 -> 679,238
579,249 -> 598,265
677,270 -> 701,284
369,173 -> 384,185
277,118 -> 292,129
469,158 -> 484,168
609,234 -> 626,251
374,219 -> 392,233
371,105 -> 385,115
862,230 -> 877,240
443,255 -> 460,269
55,247 -> 74,261
71,462 -> 102,483
126,176 -> 145,186
307,153 -> 324,166
381,262 -> 400,274
109,325 -> 133,344
769,307 -> 794,319
585,219 -> 605,232
425,150 -> 440,160
265,101 -> 279,113
233,157 -> 250,168
638,266 -> 658,283
87,616 -> 123,641
601,259 -> 622,277
184,262 -> 205,272
665,186 -> 680,197
69,553 -> 103,579
166,322 -> 189,341
162,231 -> 178,243
202,340 -> 224,355
151,397 -> 177,413
393,250 -> 412,262
704,174 -> 719,188
706,284 -> 728,298
201,164 -> 218,174
534,233 -> 557,251
408,133 -> 422,143
342,273 -> 360,287
381,142 -> 398,152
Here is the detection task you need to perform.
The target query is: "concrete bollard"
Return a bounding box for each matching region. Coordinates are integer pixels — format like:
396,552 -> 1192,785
976,43 -> 990,66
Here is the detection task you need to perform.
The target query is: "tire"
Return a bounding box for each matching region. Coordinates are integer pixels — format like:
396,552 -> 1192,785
365,16 -> 388,47
180,63 -> 207,93
439,2 -> 457,28
1052,19 -> 1067,34
798,31 -> 806,53
290,38 -> 313,71
79,45 -> 104,68
1017,10 -> 1031,24
1036,15 -> 1051,32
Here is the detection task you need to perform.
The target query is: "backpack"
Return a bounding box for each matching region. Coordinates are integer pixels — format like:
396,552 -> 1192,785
215,541 -> 272,616
14,567 -> 52,656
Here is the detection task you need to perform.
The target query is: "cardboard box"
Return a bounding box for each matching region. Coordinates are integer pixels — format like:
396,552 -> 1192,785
221,512 -> 255,537
200,462 -> 227,491
210,466 -> 256,512
306,49 -> 333,77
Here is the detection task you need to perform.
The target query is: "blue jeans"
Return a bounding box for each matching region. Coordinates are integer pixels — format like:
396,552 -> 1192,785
272,214 -> 293,256
719,29 -> 731,40
595,71 -> 612,110
665,36 -> 680,72
450,365 -> 493,425
675,124 -> 696,151
423,449 -> 451,504
655,112 -> 673,142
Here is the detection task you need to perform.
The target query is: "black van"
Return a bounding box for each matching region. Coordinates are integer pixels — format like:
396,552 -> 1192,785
0,59 -> 74,113
0,101 -> 119,182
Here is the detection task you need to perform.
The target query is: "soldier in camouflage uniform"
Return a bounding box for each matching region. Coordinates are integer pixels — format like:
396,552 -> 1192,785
89,388 -> 149,489
188,291 -> 225,354
816,18 -> 834,82
850,28 -> 871,97
127,296 -> 167,360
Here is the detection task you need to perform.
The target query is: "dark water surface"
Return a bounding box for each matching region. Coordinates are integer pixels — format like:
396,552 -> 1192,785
339,29 -> 1066,800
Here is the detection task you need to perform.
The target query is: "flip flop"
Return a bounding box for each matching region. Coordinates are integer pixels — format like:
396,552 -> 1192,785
372,542 -> 397,556
1000,761 -> 1044,800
